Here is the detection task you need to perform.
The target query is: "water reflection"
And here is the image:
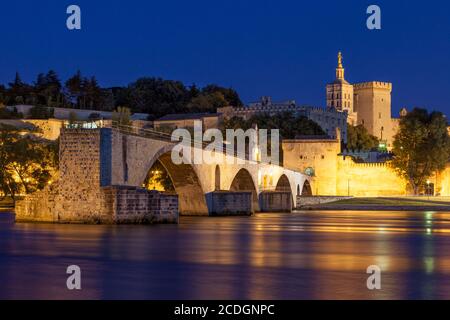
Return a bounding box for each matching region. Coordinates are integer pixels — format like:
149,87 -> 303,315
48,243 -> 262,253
1,210 -> 450,299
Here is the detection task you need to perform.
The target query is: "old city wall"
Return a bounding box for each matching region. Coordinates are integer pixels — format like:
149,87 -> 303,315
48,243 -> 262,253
282,137 -> 410,197
336,156 -> 407,196
282,139 -> 340,195
0,119 -> 63,140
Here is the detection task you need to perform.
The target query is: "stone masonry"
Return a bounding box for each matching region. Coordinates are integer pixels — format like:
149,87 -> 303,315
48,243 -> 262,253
15,128 -> 179,224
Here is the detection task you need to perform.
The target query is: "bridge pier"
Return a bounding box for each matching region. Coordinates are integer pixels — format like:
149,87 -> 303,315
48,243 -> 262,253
206,191 -> 253,216
259,191 -> 293,213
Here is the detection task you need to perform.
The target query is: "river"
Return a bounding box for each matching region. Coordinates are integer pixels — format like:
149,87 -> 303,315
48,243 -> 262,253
1,210 -> 450,299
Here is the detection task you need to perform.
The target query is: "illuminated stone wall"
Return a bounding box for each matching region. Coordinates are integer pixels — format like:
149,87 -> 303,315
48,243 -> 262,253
283,137 -> 407,196
282,138 -> 340,195
429,165 -> 450,197
353,82 -> 394,149
336,156 -> 407,196
0,119 -> 63,140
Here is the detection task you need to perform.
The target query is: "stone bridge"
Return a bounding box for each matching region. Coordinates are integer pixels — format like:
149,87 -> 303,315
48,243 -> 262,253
99,125 -> 312,214
16,125 -> 313,224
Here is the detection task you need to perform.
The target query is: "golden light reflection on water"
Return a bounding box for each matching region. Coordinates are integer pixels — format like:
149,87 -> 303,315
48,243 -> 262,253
3,210 -> 450,299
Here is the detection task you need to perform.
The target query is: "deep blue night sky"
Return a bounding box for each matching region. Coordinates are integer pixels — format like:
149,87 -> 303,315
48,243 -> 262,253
0,0 -> 449,116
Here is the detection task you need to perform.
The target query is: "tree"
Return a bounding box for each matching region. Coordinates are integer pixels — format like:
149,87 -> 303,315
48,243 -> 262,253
0,106 -> 23,119
224,112 -> 325,139
124,77 -> 190,116
0,125 -> 20,200
7,138 -> 48,194
347,124 -> 379,151
0,84 -> 6,106
0,124 -> 57,201
8,72 -> 32,105
112,106 -> 131,125
84,76 -> 103,109
391,108 -> 450,195
2,71 -> 244,116
143,161 -> 175,192
189,84 -> 200,98
29,106 -> 54,119
187,91 -> 227,113
34,70 -> 63,107
201,85 -> 243,107
68,111 -> 78,125
65,71 -> 83,106
45,70 -> 63,106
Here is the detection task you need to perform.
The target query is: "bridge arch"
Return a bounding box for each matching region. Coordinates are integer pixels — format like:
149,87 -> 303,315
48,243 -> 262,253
301,180 -> 313,196
230,168 -> 259,211
275,174 -> 291,192
275,174 -> 295,210
142,146 -> 209,215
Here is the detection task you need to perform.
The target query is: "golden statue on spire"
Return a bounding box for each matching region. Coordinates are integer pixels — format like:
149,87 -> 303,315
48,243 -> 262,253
337,51 -> 343,68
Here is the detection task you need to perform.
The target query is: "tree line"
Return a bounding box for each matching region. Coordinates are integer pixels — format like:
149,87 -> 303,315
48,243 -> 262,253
0,71 -> 243,119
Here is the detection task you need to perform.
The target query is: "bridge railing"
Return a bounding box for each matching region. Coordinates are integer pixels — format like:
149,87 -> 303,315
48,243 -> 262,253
111,121 -> 253,158
61,120 -> 291,170
111,121 -> 175,143
110,121 -> 285,166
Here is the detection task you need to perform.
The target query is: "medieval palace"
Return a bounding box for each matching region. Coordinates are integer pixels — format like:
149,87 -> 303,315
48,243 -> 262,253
327,52 -> 403,150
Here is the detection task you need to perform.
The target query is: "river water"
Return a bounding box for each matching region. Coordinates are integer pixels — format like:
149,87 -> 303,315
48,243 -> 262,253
1,210 -> 450,300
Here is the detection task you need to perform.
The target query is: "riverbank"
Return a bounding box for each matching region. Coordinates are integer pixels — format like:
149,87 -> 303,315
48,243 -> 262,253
299,197 -> 450,211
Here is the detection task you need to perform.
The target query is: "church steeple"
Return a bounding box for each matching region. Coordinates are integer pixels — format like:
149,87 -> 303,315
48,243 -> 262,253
327,51 -> 355,124
336,51 -> 345,80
